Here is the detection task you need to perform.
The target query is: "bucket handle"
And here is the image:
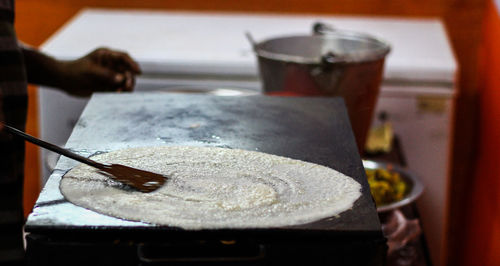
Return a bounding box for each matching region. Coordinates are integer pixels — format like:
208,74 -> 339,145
320,51 -> 348,65
312,22 -> 347,64
312,21 -> 335,35
245,31 -> 257,51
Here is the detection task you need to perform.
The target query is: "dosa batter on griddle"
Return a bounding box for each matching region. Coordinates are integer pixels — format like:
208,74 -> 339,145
60,146 -> 361,229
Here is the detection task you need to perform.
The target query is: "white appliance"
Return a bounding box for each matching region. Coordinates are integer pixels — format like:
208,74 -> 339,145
37,9 -> 456,266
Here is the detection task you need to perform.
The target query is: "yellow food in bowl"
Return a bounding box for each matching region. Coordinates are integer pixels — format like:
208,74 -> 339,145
366,167 -> 408,206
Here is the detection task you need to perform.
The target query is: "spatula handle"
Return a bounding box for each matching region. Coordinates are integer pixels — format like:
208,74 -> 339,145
1,122 -> 105,169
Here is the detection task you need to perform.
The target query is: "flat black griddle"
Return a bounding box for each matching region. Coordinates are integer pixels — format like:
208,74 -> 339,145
25,93 -> 385,265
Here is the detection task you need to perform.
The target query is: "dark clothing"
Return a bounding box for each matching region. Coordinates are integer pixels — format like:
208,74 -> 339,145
0,0 -> 28,264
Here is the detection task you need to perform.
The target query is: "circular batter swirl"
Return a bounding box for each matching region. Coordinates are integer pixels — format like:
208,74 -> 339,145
60,146 -> 361,229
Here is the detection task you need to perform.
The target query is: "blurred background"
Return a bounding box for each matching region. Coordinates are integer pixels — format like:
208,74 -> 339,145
14,0 -> 500,266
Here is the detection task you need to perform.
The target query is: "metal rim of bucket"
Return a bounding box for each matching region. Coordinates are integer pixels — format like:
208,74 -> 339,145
254,31 -> 391,64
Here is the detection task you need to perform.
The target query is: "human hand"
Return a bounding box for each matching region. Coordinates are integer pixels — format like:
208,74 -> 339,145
57,48 -> 141,97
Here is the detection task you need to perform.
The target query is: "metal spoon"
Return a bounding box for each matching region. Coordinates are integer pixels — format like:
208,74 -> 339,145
1,122 -> 167,193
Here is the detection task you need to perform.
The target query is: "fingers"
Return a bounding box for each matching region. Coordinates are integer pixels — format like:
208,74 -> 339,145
115,71 -> 134,92
90,47 -> 140,92
111,51 -> 141,74
92,66 -> 135,92
72,48 -> 139,95
122,71 -> 134,91
92,66 -> 125,89
91,48 -> 141,74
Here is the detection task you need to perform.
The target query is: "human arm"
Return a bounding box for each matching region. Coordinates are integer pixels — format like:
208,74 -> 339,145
21,45 -> 141,97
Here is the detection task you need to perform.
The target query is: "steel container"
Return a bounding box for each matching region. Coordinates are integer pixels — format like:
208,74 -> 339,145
254,26 -> 390,152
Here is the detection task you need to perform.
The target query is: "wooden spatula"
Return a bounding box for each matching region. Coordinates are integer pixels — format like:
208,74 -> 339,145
1,122 -> 166,193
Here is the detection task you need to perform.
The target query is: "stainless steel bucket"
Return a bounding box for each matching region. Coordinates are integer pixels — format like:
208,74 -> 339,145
254,25 -> 390,153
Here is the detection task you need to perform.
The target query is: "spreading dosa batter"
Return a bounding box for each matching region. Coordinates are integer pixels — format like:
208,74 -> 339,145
60,146 -> 361,229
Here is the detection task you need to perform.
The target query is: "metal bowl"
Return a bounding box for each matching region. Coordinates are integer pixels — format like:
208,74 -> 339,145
362,160 -> 424,213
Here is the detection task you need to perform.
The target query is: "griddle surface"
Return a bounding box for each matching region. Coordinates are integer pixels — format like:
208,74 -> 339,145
26,93 -> 381,237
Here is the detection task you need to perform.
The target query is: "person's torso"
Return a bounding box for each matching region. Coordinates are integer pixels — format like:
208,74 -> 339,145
0,0 -> 27,110
0,0 -> 28,183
